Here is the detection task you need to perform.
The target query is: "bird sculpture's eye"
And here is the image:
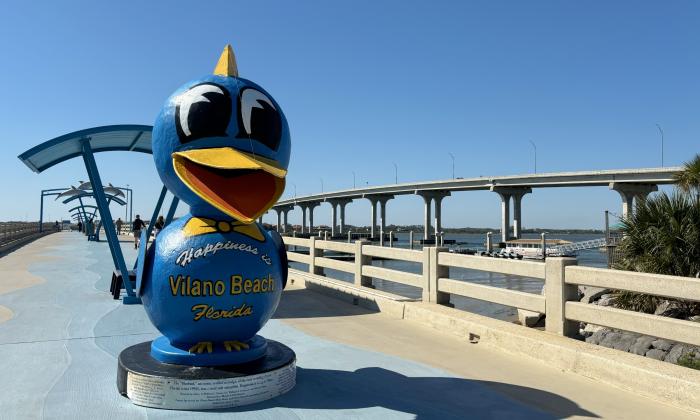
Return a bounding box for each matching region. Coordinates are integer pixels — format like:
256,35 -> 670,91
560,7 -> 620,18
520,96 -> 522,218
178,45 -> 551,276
237,87 -> 282,150
175,83 -> 232,143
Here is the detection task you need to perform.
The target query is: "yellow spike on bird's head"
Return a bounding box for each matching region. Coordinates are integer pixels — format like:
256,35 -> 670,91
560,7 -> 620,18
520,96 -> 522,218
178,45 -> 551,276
213,44 -> 239,77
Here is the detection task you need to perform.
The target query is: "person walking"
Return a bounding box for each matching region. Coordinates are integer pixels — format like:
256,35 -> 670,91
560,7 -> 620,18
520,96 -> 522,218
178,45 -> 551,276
154,215 -> 165,237
132,215 -> 145,249
77,221 -> 83,233
115,218 -> 123,235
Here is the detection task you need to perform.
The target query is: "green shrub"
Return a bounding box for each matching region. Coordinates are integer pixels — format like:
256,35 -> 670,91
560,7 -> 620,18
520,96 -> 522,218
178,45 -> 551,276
678,353 -> 700,370
612,191 -> 700,315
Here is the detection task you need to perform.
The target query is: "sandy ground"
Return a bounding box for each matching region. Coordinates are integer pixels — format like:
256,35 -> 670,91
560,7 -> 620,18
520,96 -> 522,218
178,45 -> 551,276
0,233 -> 61,323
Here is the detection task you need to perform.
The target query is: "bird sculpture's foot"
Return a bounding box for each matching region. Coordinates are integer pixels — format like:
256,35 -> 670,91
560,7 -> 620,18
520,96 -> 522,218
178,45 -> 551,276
224,340 -> 250,352
188,341 -> 213,354
150,335 -> 268,366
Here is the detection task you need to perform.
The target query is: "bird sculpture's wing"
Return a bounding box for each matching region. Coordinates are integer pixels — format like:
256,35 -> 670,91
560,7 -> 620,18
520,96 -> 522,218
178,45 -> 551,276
267,228 -> 288,289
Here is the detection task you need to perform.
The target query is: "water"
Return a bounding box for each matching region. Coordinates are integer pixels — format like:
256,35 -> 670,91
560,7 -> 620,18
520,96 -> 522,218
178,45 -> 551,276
289,232 -> 607,322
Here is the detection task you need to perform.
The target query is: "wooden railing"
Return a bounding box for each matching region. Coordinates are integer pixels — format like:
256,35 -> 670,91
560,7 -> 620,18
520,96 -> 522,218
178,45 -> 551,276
285,237 -> 700,348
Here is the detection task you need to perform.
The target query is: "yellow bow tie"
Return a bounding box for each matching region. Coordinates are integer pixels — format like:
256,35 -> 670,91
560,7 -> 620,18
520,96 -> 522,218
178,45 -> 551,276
182,217 -> 265,241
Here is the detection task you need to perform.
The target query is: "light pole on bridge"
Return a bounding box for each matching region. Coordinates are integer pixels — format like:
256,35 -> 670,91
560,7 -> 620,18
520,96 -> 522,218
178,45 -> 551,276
392,162 -> 398,184
656,123 -> 664,167
529,140 -> 537,173
448,153 -> 455,179
320,178 -> 324,193
352,171 -> 356,189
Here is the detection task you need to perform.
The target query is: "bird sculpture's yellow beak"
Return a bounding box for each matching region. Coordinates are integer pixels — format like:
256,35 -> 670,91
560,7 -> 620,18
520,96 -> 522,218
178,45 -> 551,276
172,147 -> 286,224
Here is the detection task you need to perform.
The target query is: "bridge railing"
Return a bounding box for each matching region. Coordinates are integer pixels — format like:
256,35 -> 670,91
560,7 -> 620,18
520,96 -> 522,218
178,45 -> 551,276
284,237 -> 700,349
564,266 -> 700,346
436,251 -> 546,312
1,222 -> 55,245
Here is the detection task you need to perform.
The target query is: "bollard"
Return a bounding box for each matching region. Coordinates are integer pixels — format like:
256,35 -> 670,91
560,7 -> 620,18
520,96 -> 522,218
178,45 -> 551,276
324,231 -> 328,240
389,231 -> 394,247
439,231 -> 444,247
486,231 -> 493,252
292,230 -> 296,238
347,230 -> 352,243
409,231 -> 414,249
379,227 -> 384,247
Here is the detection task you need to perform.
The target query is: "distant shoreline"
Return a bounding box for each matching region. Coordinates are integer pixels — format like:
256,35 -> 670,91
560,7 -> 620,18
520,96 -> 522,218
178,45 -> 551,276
280,225 -> 608,235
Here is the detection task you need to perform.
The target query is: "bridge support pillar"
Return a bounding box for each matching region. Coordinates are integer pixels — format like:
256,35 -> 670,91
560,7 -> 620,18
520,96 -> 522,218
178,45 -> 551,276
274,205 -> 294,233
338,200 -> 350,235
298,202 -> 321,235
282,206 -> 292,233
609,183 -> 657,219
306,202 -> 320,235
300,206 -> 307,234
326,198 -> 352,237
364,195 -> 393,240
491,187 -> 531,242
417,191 -> 450,241
330,204 -> 337,237
433,194 -> 449,234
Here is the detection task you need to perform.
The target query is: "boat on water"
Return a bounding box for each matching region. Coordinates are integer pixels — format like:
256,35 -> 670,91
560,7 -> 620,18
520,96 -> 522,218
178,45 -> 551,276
504,238 -> 575,259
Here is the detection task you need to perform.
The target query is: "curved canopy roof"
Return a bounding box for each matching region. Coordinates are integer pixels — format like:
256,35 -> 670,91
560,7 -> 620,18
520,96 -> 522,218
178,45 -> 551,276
62,192 -> 127,206
69,205 -> 98,212
18,125 -> 152,173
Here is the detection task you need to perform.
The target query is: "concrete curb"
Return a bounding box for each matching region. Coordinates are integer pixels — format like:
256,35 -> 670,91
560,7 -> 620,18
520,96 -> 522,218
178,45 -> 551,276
288,269 -> 700,414
403,302 -> 700,414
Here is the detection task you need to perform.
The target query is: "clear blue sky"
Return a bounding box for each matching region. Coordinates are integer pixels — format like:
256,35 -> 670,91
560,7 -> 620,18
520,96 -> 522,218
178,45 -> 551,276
1,1 -> 698,229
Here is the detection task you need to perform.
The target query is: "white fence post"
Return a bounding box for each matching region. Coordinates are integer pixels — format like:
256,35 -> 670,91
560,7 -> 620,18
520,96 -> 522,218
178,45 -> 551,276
428,247 -> 451,305
354,240 -> 373,288
308,237 -> 324,276
422,247 -> 431,301
545,256 -> 578,336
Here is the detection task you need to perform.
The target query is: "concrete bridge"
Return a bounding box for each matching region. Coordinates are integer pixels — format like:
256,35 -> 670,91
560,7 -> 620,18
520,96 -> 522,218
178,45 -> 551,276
270,167 -> 680,242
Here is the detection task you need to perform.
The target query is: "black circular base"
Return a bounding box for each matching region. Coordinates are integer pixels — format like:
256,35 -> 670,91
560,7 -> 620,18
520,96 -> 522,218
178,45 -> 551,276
117,340 -> 296,410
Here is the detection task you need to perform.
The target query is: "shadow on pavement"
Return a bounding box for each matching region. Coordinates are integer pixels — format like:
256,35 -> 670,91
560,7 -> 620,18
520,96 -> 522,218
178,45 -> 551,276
223,366 -> 599,419
273,287 -> 372,319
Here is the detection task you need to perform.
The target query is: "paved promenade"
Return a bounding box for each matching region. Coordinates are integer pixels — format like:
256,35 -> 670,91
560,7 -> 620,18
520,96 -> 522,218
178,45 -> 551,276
0,233 -> 696,419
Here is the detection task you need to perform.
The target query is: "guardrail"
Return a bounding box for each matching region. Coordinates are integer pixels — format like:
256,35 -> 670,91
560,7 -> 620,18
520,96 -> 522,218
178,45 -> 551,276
285,236 -> 700,349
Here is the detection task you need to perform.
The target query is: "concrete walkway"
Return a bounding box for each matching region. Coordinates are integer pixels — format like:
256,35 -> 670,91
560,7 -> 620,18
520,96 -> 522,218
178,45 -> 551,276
0,232 -> 696,419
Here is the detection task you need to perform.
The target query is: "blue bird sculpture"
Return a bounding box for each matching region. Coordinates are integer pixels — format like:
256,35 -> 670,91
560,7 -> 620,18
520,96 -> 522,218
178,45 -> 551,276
141,45 -> 290,366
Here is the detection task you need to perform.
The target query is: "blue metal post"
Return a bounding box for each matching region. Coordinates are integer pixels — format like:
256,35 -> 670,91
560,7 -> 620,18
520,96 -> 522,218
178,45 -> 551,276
164,196 -> 179,226
77,197 -> 90,236
39,192 -> 44,232
133,186 -> 168,270
145,186 -> 168,241
80,138 -> 138,303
